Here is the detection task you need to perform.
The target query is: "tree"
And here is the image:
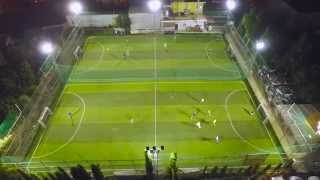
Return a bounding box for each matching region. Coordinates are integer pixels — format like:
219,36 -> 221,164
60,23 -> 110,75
113,11 -> 131,34
91,164 -> 104,180
54,167 -> 72,180
0,166 -> 29,180
70,165 -> 91,180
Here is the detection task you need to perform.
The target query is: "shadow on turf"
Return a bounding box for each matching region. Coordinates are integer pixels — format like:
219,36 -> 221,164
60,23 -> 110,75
200,137 -> 212,142
177,109 -> 190,118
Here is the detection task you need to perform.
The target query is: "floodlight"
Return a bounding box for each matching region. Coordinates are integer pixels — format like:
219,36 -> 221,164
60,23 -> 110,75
148,0 -> 162,12
39,41 -> 54,55
226,0 -> 237,11
255,40 -> 266,51
69,1 -> 83,15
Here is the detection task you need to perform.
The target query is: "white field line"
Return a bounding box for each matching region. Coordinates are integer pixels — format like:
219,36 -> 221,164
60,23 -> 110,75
205,40 -> 239,73
31,92 -> 86,159
224,90 -> 274,153
153,37 -> 157,146
244,91 -> 282,159
287,112 -> 312,152
27,134 -> 44,172
65,80 -> 244,87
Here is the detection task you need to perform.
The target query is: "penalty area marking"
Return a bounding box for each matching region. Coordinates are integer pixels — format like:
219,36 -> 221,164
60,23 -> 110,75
224,90 -> 275,153
31,92 -> 86,159
243,90 -> 281,159
71,41 -> 105,76
205,40 -> 239,74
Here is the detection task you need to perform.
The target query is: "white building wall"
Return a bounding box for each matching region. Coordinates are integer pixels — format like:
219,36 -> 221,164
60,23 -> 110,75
129,13 -> 163,34
176,19 -> 206,31
67,14 -> 117,27
67,13 -> 163,34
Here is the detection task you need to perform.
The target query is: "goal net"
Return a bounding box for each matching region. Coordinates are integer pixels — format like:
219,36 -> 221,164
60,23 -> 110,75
73,45 -> 83,61
35,107 -> 52,129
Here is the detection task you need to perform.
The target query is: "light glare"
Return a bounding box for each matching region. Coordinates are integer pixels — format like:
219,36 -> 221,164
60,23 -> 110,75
148,0 -> 162,12
255,40 -> 266,51
39,41 -> 54,55
69,1 -> 83,15
226,0 -> 237,11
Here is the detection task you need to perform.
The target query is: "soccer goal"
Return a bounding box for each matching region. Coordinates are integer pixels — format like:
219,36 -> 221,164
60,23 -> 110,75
35,107 -> 52,129
73,45 -> 82,61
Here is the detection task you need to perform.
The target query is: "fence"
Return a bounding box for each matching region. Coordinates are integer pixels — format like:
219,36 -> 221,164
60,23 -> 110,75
2,25 -> 85,158
225,24 -> 320,156
0,113 -> 17,138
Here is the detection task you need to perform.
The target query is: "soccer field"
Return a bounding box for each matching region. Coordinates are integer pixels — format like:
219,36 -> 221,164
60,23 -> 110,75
30,34 -> 282,170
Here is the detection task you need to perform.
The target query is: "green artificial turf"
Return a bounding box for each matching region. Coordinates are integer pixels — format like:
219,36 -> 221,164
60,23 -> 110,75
30,34 -> 282,170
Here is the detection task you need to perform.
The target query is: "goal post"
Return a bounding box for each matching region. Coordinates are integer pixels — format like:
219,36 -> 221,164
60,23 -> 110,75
36,107 -> 52,129
73,45 -> 82,61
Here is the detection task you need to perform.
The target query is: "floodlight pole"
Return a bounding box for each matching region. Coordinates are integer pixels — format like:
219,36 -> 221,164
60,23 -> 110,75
69,1 -> 83,27
226,0 -> 236,25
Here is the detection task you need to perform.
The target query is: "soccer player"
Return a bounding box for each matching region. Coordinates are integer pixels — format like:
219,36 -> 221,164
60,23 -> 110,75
67,112 -> 74,126
67,112 -> 72,119
208,110 -> 212,117
164,42 -> 168,52
130,118 -> 135,124
123,52 -> 127,60
215,135 -> 220,143
316,121 -> 320,135
191,111 -> 197,120
212,119 -> 217,127
196,121 -> 202,129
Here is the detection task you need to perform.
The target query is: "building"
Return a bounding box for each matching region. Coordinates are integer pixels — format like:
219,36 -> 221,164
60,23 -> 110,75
171,0 -> 205,16
161,18 -> 207,32
129,6 -> 163,34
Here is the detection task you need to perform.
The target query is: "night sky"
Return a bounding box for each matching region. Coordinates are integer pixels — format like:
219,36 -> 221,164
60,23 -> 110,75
1,0 -> 320,34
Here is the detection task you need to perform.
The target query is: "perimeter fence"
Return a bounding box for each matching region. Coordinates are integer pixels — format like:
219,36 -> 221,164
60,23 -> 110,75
2,25 -> 85,158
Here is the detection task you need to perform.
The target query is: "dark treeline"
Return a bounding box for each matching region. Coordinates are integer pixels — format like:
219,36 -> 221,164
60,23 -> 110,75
0,34 -> 41,122
237,0 -> 320,103
0,0 -> 67,122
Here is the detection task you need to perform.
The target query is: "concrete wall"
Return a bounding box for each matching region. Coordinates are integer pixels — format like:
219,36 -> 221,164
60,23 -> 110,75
67,13 -> 163,34
161,19 -> 207,32
129,13 -> 162,34
67,14 -> 117,27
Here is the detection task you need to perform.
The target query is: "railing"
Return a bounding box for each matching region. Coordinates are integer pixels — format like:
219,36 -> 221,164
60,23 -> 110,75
225,24 -> 318,155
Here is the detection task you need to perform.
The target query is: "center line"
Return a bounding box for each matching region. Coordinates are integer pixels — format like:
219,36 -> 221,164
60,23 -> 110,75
153,37 -> 157,146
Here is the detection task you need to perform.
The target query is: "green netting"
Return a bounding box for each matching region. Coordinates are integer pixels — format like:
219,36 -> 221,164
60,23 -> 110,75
40,55 -> 55,74
40,48 -> 61,74
0,112 -> 17,138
